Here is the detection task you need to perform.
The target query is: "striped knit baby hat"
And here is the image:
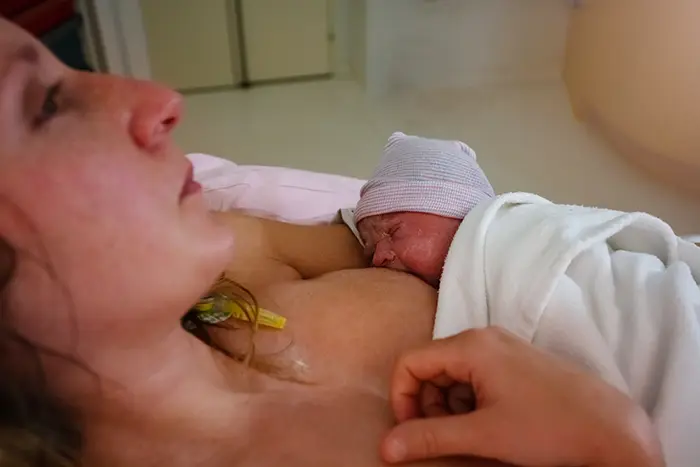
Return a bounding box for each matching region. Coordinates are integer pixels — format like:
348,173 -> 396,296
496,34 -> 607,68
355,132 -> 495,223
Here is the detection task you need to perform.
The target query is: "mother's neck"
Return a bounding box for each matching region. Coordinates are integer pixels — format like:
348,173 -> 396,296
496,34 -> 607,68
51,321 -> 260,465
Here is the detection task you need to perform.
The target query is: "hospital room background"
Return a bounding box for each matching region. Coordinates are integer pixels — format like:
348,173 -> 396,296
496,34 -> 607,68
9,0 -> 700,233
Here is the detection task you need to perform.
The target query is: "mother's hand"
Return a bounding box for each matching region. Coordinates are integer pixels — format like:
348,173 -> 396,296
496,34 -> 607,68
381,327 -> 664,467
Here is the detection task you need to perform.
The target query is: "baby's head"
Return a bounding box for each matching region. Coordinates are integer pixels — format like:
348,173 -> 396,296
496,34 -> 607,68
355,132 -> 495,287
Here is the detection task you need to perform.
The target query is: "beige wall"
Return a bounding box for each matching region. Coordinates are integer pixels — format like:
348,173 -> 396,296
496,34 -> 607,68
364,0 -> 570,95
565,0 -> 700,194
347,0 -> 367,86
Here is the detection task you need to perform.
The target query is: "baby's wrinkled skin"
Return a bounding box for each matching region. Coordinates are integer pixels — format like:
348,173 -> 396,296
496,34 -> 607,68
357,212 -> 461,287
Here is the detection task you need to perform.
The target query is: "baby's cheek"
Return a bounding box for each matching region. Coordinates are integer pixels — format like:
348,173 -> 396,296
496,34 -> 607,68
398,240 -> 442,273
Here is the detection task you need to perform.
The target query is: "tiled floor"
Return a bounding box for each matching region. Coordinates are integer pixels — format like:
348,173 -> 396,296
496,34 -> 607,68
175,78 -> 700,234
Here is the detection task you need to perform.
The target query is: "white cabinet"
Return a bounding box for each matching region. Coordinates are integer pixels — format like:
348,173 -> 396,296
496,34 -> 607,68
139,0 -> 238,90
240,0 -> 330,82
137,0 -> 330,90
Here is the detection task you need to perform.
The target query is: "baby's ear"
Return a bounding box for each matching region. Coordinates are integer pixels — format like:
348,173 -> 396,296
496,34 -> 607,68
457,141 -> 477,160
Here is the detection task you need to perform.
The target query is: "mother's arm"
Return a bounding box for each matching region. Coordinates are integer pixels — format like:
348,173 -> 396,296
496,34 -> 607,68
214,211 -> 367,279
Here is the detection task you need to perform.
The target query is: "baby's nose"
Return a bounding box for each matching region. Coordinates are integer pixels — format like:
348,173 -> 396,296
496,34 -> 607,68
372,242 -> 395,268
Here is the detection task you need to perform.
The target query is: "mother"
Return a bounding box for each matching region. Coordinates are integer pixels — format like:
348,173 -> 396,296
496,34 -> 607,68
0,18 -> 458,466
0,19 -> 659,467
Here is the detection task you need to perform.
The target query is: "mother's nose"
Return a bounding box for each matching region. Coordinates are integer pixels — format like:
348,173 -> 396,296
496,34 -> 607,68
83,72 -> 183,152
128,80 -> 183,152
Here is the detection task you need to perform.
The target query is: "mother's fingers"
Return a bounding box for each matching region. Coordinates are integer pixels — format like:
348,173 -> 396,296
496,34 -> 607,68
446,384 -> 476,415
391,335 -> 478,422
382,409 -> 502,463
419,382 -> 476,418
419,383 -> 449,418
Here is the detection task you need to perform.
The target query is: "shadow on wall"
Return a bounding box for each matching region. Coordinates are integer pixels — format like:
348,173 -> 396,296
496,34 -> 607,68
41,15 -> 93,71
2,0 -> 93,71
565,0 -> 700,196
358,0 -> 570,95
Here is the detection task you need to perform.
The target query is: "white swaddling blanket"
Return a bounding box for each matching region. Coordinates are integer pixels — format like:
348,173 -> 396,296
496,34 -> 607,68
434,192 -> 700,467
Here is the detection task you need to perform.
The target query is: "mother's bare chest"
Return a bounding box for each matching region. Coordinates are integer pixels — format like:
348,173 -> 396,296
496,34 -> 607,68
225,268 -> 510,467
242,386 -> 507,467
240,268 -> 438,392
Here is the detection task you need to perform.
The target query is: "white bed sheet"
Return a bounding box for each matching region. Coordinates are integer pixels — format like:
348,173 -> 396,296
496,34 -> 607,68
188,153 -> 365,225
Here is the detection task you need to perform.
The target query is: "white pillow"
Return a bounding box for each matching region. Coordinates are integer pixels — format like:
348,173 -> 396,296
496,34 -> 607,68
187,153 -> 365,225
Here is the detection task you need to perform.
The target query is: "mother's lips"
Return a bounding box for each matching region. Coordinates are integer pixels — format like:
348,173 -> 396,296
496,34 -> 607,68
180,163 -> 202,200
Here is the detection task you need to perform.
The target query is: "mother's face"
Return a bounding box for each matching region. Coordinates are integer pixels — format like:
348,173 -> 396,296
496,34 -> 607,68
0,21 -> 232,349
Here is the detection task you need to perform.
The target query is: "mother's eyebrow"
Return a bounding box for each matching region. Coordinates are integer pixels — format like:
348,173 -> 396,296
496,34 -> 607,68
0,43 -> 39,84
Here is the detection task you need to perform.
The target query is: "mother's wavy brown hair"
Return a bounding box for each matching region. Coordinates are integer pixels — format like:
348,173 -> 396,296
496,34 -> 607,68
0,237 -> 82,466
182,275 -> 302,381
0,237 -> 263,466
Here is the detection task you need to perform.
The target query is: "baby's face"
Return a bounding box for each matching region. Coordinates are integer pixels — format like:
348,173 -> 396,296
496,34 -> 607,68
357,212 -> 461,287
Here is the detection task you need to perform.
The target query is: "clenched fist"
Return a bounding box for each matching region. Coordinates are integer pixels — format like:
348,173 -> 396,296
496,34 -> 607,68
382,327 -> 664,467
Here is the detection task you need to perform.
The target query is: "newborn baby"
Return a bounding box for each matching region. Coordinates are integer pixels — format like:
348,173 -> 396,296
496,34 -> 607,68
354,132 -> 495,287
346,133 -> 700,466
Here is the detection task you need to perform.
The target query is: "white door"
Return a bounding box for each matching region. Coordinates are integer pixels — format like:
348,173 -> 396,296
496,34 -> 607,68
140,0 -> 238,90
240,0 -> 330,82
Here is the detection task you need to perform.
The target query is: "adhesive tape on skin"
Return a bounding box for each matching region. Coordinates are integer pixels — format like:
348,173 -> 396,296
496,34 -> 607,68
194,296 -> 287,330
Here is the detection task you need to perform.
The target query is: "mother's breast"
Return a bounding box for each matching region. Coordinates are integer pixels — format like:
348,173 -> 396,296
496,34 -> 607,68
254,268 -> 438,392
240,270 -> 513,467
